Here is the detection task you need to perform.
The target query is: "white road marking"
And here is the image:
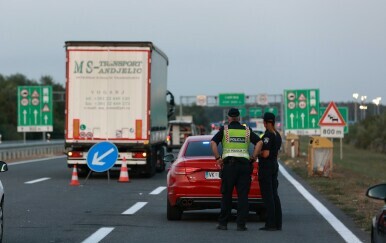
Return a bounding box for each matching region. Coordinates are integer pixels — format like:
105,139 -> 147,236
279,164 -> 362,243
122,202 -> 148,215
8,155 -> 66,166
24,177 -> 51,184
81,227 -> 114,243
149,186 -> 166,195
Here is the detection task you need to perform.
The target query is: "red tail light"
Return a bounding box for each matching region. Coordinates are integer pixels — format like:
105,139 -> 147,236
174,166 -> 201,175
133,152 -> 147,159
379,211 -> 386,227
68,151 -> 83,158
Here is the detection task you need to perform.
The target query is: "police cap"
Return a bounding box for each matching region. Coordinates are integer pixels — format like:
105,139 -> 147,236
228,108 -> 240,117
263,112 -> 275,123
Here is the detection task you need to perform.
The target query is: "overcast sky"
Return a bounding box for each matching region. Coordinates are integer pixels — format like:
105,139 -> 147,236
1,0 -> 385,103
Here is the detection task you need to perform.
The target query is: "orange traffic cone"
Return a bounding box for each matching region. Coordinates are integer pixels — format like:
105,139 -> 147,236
70,164 -> 80,186
118,157 -> 130,182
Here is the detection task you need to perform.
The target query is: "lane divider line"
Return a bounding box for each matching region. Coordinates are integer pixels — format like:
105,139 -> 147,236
24,177 -> 51,184
149,186 -> 166,195
122,202 -> 148,215
279,164 -> 362,243
81,227 -> 114,243
8,155 -> 66,166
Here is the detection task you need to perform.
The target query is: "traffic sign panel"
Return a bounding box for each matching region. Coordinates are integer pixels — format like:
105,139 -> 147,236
87,142 -> 118,172
320,106 -> 349,134
219,93 -> 245,106
264,107 -> 278,116
284,89 -> 320,135
319,102 -> 346,126
17,86 -> 53,132
249,107 -> 262,118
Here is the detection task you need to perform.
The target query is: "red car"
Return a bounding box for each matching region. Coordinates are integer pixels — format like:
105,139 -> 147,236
165,135 -> 265,220
366,183 -> 386,243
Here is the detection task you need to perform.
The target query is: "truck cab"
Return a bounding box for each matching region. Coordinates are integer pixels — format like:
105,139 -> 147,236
166,120 -> 198,152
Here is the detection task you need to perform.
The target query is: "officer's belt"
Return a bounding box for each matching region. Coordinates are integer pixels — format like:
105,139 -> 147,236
223,157 -> 249,165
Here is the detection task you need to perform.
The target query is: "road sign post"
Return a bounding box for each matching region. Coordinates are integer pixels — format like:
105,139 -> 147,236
319,102 -> 346,160
85,141 -> 119,183
17,86 -> 53,132
319,102 -> 346,139
284,89 -> 320,135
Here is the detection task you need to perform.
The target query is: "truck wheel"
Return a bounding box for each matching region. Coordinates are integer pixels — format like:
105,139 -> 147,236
77,165 -> 90,177
167,198 -> 182,220
156,148 -> 165,172
143,148 -> 156,177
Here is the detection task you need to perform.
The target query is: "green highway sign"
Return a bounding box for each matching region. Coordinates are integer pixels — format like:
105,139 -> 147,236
249,107 -> 262,118
17,86 -> 53,132
264,107 -> 278,117
284,89 -> 320,135
239,107 -> 246,117
219,93 -> 245,106
320,106 -> 349,134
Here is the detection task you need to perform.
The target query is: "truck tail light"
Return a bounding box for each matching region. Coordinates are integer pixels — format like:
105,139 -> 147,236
68,151 -> 83,158
133,152 -> 146,158
136,120 -> 142,139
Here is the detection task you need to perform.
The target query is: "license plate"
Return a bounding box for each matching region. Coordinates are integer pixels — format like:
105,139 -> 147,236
205,171 -> 220,179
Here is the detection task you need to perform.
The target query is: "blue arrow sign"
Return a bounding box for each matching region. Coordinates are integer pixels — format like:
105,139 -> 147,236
87,142 -> 118,172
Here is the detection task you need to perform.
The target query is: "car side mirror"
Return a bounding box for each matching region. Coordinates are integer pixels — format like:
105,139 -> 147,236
0,161 -> 8,172
366,183 -> 386,201
164,154 -> 175,163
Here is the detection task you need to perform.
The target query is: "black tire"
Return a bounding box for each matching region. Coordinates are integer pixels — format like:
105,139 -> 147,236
77,165 -> 90,178
143,148 -> 156,177
156,147 -> 165,173
0,198 -> 4,243
167,198 -> 182,220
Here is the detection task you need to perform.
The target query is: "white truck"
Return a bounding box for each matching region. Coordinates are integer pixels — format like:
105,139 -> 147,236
64,41 -> 175,177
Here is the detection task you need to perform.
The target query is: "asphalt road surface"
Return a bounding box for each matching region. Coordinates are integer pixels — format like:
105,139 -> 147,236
0,156 -> 369,243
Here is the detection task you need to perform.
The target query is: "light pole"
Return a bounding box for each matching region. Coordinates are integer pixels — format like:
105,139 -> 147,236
360,95 -> 367,120
352,93 -> 359,123
372,97 -> 382,115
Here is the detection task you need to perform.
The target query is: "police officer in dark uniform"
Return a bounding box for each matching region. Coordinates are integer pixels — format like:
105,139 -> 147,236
211,108 -> 262,231
258,112 -> 282,231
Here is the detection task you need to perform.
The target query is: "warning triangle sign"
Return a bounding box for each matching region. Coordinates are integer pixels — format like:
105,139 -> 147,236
298,94 -> 306,101
310,108 -> 317,115
42,104 -> 50,112
319,102 -> 346,126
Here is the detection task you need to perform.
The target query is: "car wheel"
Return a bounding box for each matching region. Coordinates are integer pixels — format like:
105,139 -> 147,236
167,198 -> 182,220
0,198 -> 4,243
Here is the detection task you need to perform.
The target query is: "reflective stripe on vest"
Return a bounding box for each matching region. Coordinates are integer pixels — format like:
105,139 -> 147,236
222,125 -> 250,159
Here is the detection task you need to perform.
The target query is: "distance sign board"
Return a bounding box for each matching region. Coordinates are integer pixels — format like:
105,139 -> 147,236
284,89 -> 320,135
17,86 -> 53,132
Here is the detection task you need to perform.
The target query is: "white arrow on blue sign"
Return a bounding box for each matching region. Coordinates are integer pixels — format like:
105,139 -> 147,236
87,142 -> 118,172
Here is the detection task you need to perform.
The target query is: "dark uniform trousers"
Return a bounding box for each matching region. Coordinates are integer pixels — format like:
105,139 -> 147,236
258,160 -> 282,229
218,157 -> 252,227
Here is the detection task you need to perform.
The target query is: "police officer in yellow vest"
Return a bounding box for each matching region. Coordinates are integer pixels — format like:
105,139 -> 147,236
211,108 -> 262,231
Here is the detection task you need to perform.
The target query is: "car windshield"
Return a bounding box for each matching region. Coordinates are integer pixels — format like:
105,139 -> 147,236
184,140 -> 255,157
185,141 -> 222,157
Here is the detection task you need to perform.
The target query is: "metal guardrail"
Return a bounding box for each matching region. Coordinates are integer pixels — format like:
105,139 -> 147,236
0,140 -> 64,161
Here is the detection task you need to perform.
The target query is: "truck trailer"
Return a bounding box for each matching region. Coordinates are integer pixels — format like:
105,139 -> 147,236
64,41 -> 174,177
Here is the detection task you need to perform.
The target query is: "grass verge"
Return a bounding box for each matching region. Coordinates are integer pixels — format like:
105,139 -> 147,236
281,136 -> 385,232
